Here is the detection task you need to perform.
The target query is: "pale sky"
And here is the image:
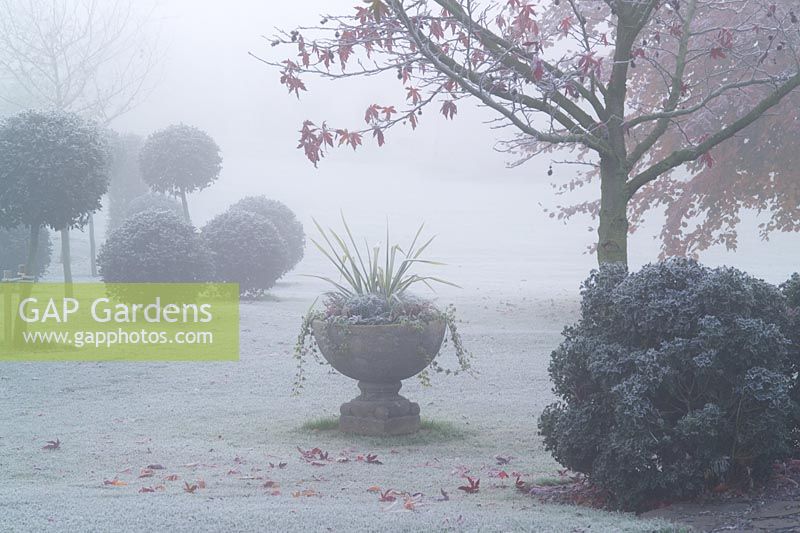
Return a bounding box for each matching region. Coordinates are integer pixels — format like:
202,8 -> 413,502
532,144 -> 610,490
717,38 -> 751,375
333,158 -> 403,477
111,0 -> 799,284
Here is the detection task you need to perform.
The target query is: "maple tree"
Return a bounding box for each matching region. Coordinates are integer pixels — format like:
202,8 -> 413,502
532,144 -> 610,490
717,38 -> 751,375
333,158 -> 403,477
260,0 -> 800,264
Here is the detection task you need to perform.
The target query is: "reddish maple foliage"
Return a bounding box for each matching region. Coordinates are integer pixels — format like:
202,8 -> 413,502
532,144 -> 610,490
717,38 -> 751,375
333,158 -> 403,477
260,0 -> 800,263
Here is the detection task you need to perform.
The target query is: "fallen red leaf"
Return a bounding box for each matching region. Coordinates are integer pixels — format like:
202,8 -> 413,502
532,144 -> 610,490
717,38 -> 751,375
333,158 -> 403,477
379,489 -> 397,502
42,439 -> 60,451
365,453 -> 383,465
458,477 -> 480,494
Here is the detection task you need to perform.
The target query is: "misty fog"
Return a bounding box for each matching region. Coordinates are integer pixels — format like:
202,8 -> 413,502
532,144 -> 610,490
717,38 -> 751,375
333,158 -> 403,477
92,0 -> 797,292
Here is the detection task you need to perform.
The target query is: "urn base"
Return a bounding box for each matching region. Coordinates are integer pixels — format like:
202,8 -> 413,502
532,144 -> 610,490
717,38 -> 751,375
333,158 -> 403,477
338,381 -> 420,436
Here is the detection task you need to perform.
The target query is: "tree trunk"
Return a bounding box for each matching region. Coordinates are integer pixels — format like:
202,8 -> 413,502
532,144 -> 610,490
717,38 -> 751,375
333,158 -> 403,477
597,157 -> 630,266
179,189 -> 191,224
89,214 -> 97,277
60,228 -> 73,296
25,224 -> 40,278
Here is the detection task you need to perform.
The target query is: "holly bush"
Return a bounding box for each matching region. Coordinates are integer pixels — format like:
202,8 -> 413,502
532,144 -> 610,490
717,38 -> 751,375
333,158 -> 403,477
539,259 -> 796,510
98,209 -> 211,283
229,196 -> 304,274
201,209 -> 289,298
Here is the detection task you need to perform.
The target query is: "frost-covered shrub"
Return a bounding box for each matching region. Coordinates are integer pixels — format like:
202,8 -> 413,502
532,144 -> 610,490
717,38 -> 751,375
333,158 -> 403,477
783,273 -> 800,309
780,273 -> 800,431
539,259 -> 795,510
229,196 -> 304,273
98,209 -> 211,283
201,209 -> 288,298
123,193 -> 183,220
0,226 -> 51,278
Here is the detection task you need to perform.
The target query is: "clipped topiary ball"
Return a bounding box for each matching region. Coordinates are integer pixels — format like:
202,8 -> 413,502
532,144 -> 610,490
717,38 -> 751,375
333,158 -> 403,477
98,208 -> 212,283
124,193 -> 183,221
201,209 -> 289,298
229,196 -> 304,273
0,226 -> 51,278
539,258 -> 795,510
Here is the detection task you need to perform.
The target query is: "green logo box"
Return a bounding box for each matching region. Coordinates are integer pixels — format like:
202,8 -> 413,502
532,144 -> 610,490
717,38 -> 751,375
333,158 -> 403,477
0,283 -> 239,361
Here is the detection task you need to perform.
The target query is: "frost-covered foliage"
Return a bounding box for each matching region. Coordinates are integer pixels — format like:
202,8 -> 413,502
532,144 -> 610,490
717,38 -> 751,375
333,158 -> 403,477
782,274 -> 800,309
107,132 -> 147,231
780,273 -> 800,432
98,209 -> 211,283
229,196 -> 305,273
0,109 -> 109,231
201,209 -> 288,298
0,225 -> 51,277
539,259 -> 795,510
123,193 -> 183,221
139,124 -> 221,220
322,292 -> 439,325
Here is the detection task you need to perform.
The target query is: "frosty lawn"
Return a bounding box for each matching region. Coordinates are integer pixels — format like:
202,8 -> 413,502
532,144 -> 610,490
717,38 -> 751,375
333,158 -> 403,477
0,272 -> 677,532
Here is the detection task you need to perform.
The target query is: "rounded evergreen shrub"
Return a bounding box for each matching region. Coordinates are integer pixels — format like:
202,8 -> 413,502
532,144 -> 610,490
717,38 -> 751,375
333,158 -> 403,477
782,273 -> 800,308
0,226 -> 51,278
201,209 -> 289,298
98,209 -> 211,283
539,258 -> 795,510
229,196 -> 304,273
780,273 -> 800,432
123,193 -> 183,221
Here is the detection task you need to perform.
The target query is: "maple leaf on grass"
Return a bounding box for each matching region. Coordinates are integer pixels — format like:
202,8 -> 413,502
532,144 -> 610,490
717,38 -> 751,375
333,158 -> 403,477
379,489 -> 397,502
183,482 -> 198,494
42,439 -> 60,451
458,477 -> 480,494
365,453 -> 383,465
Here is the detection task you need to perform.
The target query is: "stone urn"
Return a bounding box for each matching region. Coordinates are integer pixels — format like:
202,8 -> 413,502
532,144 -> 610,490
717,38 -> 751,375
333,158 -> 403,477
312,319 -> 446,436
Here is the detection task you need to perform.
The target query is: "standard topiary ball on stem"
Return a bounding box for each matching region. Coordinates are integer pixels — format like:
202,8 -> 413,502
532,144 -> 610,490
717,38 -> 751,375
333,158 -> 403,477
98,208 -> 212,284
139,124 -> 222,223
539,258 -> 796,511
229,196 -> 305,273
201,209 -> 289,298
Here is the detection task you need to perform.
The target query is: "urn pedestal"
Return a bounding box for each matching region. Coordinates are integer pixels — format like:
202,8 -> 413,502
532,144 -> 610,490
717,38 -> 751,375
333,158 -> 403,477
312,319 -> 445,436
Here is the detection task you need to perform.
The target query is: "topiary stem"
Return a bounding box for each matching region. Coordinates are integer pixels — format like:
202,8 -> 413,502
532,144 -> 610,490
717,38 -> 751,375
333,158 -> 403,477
179,189 -> 191,224
60,228 -> 73,296
24,223 -> 39,278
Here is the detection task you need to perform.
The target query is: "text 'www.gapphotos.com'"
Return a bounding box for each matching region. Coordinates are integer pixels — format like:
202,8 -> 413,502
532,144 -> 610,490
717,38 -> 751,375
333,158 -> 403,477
21,329 -> 214,348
